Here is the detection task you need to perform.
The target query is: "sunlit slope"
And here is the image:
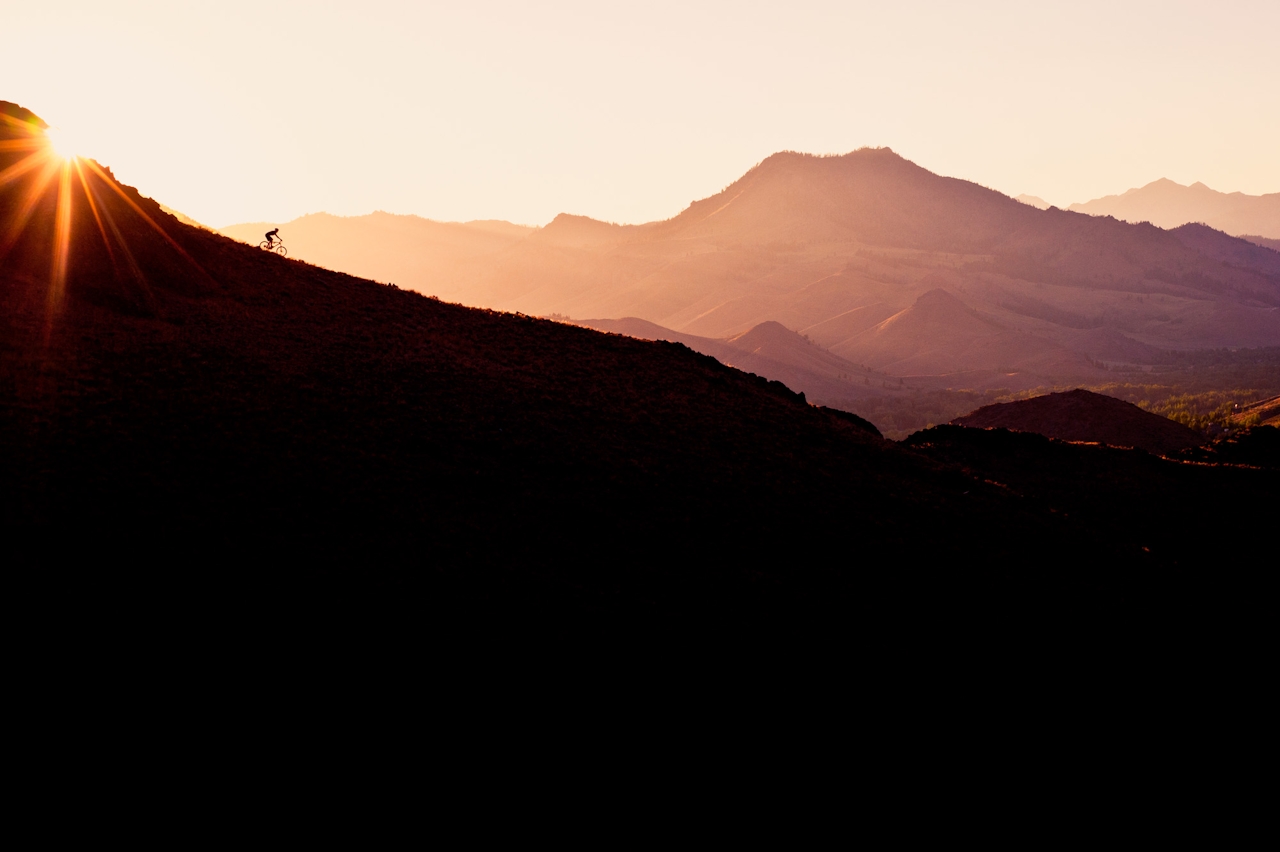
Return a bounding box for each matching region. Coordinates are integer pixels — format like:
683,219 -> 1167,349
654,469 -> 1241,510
1069,178 -> 1280,239
1234,395 -> 1280,428
835,289 -> 1090,377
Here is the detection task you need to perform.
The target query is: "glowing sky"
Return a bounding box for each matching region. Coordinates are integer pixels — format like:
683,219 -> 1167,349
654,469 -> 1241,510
6,0 -> 1278,227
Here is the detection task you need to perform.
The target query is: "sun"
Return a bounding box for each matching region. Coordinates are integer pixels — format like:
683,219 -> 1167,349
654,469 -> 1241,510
45,126 -> 82,160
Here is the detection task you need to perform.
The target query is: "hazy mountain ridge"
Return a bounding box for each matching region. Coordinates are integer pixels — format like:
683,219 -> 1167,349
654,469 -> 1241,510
572,316 -> 909,404
1068,178 -> 1280,239
221,148 -> 1280,387
1239,235 -> 1280,252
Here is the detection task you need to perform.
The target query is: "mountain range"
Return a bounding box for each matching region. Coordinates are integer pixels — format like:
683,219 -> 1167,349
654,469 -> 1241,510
1067,178 -> 1280,242
224,151 -> 1280,393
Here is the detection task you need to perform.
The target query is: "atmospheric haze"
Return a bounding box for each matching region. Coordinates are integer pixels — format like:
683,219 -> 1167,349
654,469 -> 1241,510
5,0 -> 1278,229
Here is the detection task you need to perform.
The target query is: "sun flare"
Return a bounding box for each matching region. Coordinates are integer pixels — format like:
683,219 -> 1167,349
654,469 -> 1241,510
45,126 -> 81,160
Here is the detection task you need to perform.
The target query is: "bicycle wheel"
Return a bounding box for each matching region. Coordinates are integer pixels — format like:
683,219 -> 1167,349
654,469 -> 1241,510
275,245 -> 288,257
259,241 -> 271,250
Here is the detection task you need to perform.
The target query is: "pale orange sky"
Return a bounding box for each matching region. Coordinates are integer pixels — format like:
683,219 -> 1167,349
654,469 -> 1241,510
6,1 -> 1278,227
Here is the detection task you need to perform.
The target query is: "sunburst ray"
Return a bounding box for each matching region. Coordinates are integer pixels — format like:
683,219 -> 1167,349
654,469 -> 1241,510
81,158 -> 208,273
75,157 -> 152,303
43,160 -> 74,343
0,148 -> 52,189
0,154 -> 61,262
71,156 -> 118,268
0,138 -> 45,153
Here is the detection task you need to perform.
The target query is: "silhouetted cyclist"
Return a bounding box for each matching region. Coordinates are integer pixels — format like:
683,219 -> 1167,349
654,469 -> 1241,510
265,227 -> 280,246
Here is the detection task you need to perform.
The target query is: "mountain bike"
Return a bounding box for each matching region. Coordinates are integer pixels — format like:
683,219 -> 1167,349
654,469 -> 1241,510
259,239 -> 287,257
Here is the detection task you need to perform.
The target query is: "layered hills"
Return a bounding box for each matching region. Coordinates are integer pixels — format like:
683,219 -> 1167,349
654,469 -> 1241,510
572,316 -> 906,405
224,150 -> 1280,393
1068,178 -> 1280,241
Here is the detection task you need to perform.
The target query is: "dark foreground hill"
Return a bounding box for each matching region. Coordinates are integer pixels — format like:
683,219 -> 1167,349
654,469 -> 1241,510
952,389 -> 1204,455
2,102 -> 1275,651
903,424 -> 1275,626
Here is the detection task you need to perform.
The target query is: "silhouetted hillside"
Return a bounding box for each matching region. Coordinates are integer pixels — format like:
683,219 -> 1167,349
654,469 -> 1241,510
951,389 -> 1204,455
1069,178 -> 1280,239
903,424 -> 1275,634
1179,425 -> 1280,468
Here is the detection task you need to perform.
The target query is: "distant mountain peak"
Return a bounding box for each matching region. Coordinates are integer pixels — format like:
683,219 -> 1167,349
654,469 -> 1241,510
913,288 -> 975,313
534,212 -> 629,248
725,320 -> 808,350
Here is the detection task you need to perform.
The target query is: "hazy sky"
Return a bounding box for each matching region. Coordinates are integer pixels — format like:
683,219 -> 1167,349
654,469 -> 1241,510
6,0 -> 1278,227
